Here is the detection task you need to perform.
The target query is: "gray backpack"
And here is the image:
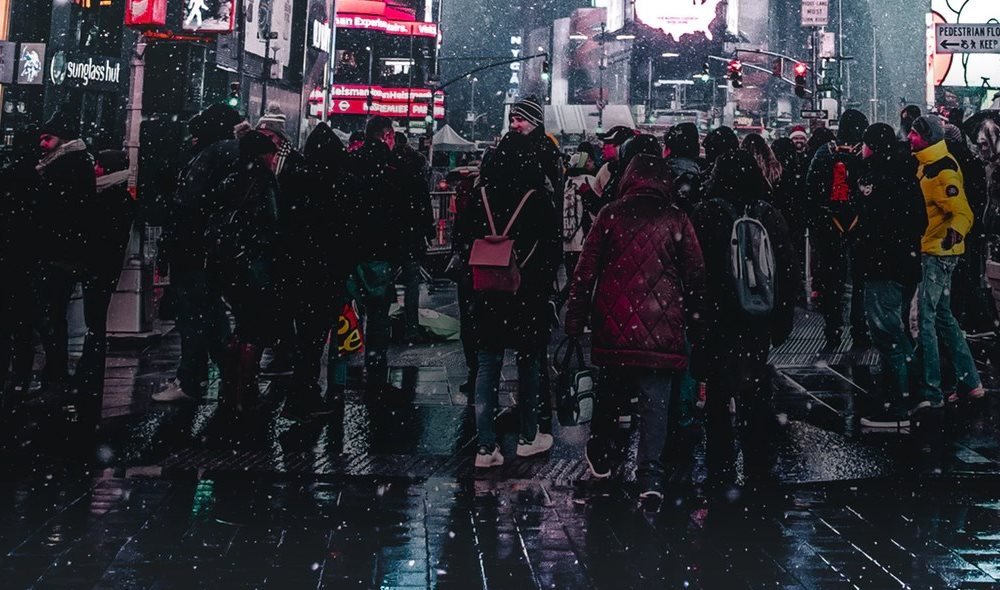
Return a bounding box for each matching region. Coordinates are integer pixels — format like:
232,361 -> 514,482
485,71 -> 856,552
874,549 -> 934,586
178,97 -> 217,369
714,199 -> 776,316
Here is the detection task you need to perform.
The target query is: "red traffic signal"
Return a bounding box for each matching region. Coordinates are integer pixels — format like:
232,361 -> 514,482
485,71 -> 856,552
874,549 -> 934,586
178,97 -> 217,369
794,63 -> 808,98
793,62 -> 808,77
727,59 -> 743,88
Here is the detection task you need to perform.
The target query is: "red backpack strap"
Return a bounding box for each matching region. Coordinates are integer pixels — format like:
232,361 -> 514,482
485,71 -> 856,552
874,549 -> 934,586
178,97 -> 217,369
480,187 -> 499,236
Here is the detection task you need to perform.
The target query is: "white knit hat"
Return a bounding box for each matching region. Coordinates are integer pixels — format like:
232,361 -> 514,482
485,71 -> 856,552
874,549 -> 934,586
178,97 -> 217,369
256,102 -> 288,140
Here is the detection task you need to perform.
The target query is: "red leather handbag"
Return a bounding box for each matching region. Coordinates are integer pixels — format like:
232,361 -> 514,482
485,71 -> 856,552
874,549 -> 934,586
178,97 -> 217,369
469,188 -> 536,293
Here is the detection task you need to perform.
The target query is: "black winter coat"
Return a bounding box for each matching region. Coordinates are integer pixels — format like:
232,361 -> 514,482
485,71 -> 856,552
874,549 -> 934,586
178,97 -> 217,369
350,141 -> 410,263
35,142 -> 98,268
0,153 -> 40,275
456,184 -> 560,351
690,197 -> 799,387
394,145 -> 435,255
853,153 -> 926,286
280,126 -> 363,292
165,138 -> 239,270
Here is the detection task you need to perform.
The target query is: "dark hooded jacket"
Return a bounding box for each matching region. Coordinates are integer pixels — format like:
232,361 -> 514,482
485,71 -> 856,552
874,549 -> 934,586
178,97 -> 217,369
526,125 -> 564,198
565,155 -> 707,369
91,151 -> 136,278
853,125 -> 926,286
455,132 -> 560,351
0,131 -> 41,276
691,150 -> 799,384
349,139 -> 409,263
34,139 -> 98,268
281,123 -> 362,290
805,109 -> 869,236
393,142 -> 435,255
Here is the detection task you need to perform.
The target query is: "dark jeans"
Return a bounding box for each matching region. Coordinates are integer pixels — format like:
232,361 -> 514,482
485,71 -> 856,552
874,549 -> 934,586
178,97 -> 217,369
814,235 -> 866,337
0,266 -> 35,389
34,263 -> 117,395
590,367 -> 676,489
864,280 -> 914,406
457,278 -> 477,381
475,349 -> 540,449
292,285 -> 349,400
401,256 -> 422,335
172,266 -> 230,397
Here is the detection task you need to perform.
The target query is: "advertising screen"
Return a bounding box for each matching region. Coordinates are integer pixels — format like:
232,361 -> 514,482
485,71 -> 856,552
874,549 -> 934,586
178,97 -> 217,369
634,0 -> 726,41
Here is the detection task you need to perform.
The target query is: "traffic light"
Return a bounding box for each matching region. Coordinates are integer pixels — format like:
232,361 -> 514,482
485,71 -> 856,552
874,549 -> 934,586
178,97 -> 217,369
772,58 -> 782,77
697,62 -> 711,83
794,62 -> 808,98
727,59 -> 743,88
227,81 -> 240,108
541,59 -> 550,82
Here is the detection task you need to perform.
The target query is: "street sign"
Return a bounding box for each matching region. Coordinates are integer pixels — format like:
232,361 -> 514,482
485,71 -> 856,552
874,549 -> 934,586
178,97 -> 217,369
800,109 -> 828,119
935,23 -> 1000,54
801,0 -> 828,27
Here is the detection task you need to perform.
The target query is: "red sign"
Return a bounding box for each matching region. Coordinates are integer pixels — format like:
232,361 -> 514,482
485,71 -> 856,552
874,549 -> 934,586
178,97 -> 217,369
332,84 -> 444,104
335,15 -> 438,38
338,0 -> 418,21
125,0 -> 167,28
326,98 -> 445,119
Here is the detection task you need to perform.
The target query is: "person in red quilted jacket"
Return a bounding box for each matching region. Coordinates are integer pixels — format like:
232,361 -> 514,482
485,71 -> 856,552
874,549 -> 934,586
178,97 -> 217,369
564,154 -> 707,504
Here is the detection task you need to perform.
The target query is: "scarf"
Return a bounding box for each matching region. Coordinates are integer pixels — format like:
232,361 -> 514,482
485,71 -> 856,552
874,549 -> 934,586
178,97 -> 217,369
36,139 -> 88,173
96,169 -> 129,192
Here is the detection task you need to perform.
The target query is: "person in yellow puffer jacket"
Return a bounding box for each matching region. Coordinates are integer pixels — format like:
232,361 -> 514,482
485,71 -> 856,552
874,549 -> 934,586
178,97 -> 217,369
908,115 -> 984,413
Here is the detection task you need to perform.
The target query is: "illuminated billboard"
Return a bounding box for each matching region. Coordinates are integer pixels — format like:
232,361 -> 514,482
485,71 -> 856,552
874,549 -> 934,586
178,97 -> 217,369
634,0 -> 726,41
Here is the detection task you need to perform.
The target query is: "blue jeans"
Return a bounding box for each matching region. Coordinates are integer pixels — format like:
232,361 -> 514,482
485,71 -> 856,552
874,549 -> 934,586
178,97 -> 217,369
474,349 -> 540,449
591,367 -> 675,490
172,267 -> 231,398
865,280 -> 914,406
918,255 -> 981,404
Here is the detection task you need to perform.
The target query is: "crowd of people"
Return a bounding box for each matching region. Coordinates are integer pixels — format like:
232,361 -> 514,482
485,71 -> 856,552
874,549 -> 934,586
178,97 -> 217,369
2,94 -> 1000,508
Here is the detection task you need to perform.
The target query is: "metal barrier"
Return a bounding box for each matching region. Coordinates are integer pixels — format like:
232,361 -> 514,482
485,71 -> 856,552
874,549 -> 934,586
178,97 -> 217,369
429,190 -> 456,254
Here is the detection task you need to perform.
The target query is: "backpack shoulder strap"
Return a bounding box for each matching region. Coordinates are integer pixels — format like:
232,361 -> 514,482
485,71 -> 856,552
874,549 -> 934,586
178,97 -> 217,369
501,189 -> 536,237
480,187 -> 499,236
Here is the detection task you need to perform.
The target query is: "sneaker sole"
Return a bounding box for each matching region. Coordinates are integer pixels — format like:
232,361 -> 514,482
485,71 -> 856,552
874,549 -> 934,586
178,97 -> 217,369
516,445 -> 552,458
859,420 -> 911,429
474,457 -> 504,468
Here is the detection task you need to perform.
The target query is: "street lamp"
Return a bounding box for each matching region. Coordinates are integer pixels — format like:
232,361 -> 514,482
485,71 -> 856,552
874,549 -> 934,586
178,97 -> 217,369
366,45 -> 374,117
469,77 -> 477,141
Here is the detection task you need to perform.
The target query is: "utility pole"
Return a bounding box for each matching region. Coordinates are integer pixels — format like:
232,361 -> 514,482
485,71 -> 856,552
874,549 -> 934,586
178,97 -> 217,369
366,45 -> 374,119
871,24 -> 877,122
259,30 -> 277,118
321,0 -> 339,124
469,76 -> 477,142
598,21 -> 606,132
236,0 -> 246,114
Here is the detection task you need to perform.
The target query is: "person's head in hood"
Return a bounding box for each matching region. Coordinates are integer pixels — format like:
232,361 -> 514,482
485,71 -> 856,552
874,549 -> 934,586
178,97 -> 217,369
618,133 -> 661,170
394,131 -> 409,153
39,110 -> 79,154
508,95 -> 544,136
861,123 -> 897,160
789,125 -> 808,153
976,118 -> 1000,164
771,137 -> 796,168
909,115 -> 945,152
807,126 -> 836,155
239,130 -> 278,168
837,109 -> 869,145
899,104 -> 922,137
304,122 -> 346,169
703,126 -> 739,166
663,122 -> 700,159
617,154 -> 674,201
480,132 -> 545,196
191,103 -> 242,147
707,149 -> 769,204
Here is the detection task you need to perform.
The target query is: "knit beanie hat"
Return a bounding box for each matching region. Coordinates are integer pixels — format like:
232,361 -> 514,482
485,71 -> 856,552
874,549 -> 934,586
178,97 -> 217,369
789,125 -> 808,141
510,95 -> 544,128
943,123 -> 964,145
912,115 -> 945,145
40,110 -> 79,140
837,109 -> 869,145
862,123 -> 897,156
256,102 -> 288,141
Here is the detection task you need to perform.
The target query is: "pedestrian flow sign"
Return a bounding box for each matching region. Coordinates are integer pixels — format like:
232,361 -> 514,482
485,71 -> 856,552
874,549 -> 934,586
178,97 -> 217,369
935,24 -> 1000,54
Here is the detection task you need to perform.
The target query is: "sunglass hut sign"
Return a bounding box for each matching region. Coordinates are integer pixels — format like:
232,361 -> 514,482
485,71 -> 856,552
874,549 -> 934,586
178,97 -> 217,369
49,52 -> 122,90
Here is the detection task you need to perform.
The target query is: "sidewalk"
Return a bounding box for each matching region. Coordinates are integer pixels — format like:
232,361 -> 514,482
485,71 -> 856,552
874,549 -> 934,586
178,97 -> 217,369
2,289 -> 1000,588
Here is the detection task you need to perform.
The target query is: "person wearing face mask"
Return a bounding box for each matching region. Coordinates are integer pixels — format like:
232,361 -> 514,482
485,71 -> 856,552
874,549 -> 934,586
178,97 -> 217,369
908,115 -> 983,412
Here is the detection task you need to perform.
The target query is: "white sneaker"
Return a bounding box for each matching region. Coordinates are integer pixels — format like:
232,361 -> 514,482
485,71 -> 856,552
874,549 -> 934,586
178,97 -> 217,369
475,445 -> 504,468
151,380 -> 198,403
516,432 -> 554,457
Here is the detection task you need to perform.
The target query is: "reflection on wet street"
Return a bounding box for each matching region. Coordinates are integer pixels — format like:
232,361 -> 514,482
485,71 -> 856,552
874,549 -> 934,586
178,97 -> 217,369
2,307 -> 1000,588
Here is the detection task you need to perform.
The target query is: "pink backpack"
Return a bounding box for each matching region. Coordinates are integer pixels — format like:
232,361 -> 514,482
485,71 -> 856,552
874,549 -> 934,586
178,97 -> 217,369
468,188 -> 536,293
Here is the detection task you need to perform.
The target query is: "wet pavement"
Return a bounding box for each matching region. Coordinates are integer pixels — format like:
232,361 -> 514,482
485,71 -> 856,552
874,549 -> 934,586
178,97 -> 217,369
3,286 -> 1000,588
